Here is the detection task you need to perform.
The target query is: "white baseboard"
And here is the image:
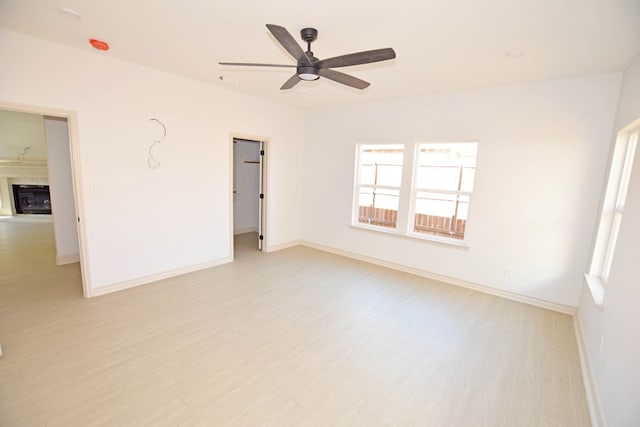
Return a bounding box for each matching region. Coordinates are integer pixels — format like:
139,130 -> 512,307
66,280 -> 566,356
234,227 -> 258,235
573,313 -> 606,427
89,256 -> 233,297
301,240 -> 576,315
265,239 -> 302,253
56,253 -> 80,265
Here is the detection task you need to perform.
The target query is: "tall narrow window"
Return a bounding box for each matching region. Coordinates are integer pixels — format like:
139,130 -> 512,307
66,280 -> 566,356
411,143 -> 478,242
354,144 -> 404,229
586,127 -> 638,305
601,130 -> 637,282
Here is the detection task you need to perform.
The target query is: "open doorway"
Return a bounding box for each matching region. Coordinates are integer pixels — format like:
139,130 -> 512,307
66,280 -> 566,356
232,136 -> 266,253
0,104 -> 87,296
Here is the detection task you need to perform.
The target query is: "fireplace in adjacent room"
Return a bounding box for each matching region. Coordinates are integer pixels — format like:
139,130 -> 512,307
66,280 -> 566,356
12,185 -> 52,215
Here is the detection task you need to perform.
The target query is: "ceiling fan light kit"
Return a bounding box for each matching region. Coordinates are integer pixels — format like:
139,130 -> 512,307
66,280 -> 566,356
219,24 -> 396,90
298,67 -> 319,81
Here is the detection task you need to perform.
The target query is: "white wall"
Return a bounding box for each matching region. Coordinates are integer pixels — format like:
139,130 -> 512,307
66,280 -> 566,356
578,55 -> 640,427
302,74 -> 621,308
233,140 -> 260,234
0,109 -> 47,159
44,116 -> 79,264
0,29 -> 304,291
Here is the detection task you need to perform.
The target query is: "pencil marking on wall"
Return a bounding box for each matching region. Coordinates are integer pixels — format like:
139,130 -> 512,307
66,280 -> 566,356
15,146 -> 31,166
148,118 -> 166,169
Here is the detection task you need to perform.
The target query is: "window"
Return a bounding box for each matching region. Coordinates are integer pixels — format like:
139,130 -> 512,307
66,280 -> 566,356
353,141 -> 478,245
585,127 -> 638,306
354,144 -> 404,229
411,143 -> 478,241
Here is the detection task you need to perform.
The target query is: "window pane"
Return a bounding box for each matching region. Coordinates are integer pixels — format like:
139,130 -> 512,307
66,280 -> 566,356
358,187 -> 373,207
360,164 -> 376,186
602,213 -> 622,283
416,165 -> 460,191
359,145 -> 404,187
460,166 -> 476,192
616,132 -> 637,209
357,187 -> 400,229
413,192 -> 470,240
375,163 -> 403,187
415,143 -> 478,192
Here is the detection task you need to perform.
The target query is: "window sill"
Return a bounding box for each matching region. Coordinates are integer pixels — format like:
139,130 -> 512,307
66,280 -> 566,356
583,273 -> 605,308
350,223 -> 470,248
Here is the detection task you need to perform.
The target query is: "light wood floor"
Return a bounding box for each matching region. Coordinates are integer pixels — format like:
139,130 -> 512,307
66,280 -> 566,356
0,216 -> 590,426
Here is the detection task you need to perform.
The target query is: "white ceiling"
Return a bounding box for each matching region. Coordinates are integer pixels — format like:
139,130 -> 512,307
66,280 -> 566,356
1,0 -> 639,108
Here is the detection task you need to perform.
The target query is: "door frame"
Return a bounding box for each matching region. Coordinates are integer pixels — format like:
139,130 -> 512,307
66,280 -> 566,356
0,101 -> 90,297
229,132 -> 269,257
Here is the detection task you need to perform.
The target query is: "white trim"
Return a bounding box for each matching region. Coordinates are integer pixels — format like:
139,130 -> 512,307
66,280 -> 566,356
583,273 -> 605,307
234,227 -> 258,235
89,257 -> 232,297
56,253 -> 80,265
229,136 -> 235,259
350,223 -> 470,248
0,158 -> 47,167
573,313 -> 606,427
230,132 -> 269,253
301,240 -> 576,315
265,239 -> 302,253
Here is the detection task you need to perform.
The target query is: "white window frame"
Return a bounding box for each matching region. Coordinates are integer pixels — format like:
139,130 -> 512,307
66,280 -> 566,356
352,144 -> 405,232
585,125 -> 639,306
408,142 -> 478,245
352,141 -> 478,246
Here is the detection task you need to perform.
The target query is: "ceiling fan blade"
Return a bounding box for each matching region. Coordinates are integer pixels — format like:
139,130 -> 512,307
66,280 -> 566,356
318,69 -> 370,90
219,62 -> 296,68
266,24 -> 312,66
280,74 -> 301,90
317,48 -> 396,69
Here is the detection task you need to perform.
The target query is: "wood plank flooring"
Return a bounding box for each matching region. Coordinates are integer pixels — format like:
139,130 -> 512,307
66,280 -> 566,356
0,216 -> 590,426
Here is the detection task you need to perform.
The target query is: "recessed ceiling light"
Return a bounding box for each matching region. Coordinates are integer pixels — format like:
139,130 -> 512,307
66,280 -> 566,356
58,7 -> 82,19
506,49 -> 524,59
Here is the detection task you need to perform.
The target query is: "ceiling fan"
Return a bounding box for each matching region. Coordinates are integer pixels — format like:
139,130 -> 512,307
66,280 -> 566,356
219,24 -> 396,90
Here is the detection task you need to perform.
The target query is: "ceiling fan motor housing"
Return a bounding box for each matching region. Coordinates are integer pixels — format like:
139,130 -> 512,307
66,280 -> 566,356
300,27 -> 318,43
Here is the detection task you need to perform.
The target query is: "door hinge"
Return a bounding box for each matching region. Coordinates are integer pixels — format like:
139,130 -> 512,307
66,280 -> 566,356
259,193 -> 264,199
260,150 -> 265,156
259,235 -> 264,240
